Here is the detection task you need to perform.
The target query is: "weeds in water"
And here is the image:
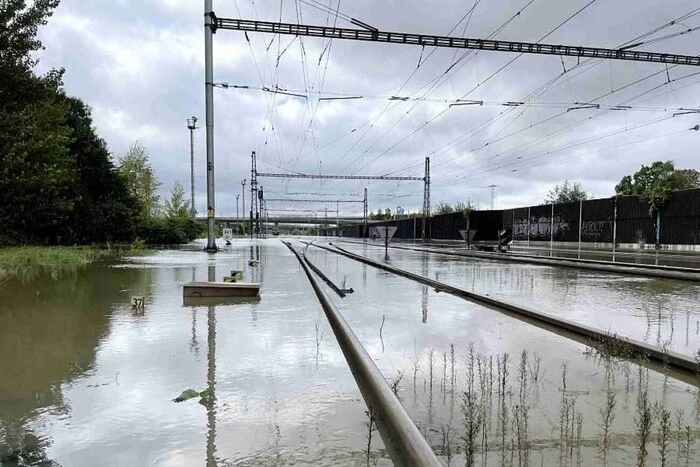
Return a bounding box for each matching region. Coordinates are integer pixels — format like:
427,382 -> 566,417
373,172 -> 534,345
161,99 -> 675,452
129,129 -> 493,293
675,409 -> 685,462
576,413 -> 584,467
365,407 -> 377,466
529,352 -> 542,385
514,351 -> 530,466
315,322 -> 324,354
379,315 -> 386,352
450,343 -> 456,393
599,361 -> 617,458
411,339 -> 420,399
441,424 -> 453,465
559,362 -> 569,460
389,371 -> 404,398
428,349 -> 435,393
655,403 -> 671,467
497,353 -> 510,463
635,387 -> 653,467
442,351 -> 447,395
462,390 -> 482,467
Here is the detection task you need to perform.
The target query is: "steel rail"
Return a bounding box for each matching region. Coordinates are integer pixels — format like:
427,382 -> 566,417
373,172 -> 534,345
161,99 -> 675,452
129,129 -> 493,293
308,241 -> 698,377
282,241 -> 442,466
302,243 -> 347,298
346,240 -> 700,281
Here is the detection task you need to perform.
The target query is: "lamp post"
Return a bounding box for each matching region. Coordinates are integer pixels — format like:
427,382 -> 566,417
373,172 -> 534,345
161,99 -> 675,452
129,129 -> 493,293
187,116 -> 198,217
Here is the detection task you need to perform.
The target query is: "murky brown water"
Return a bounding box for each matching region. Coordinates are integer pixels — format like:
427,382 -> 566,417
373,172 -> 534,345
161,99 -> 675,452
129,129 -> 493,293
1,238 -> 699,466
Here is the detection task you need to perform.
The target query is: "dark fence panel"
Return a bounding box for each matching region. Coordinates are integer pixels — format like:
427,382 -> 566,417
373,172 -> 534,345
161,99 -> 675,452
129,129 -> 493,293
660,189 -> 700,244
470,210 -> 503,241
336,188 -> 700,245
580,198 -> 614,243
552,201 -> 580,242
512,207 -> 529,240
616,195 -> 656,245
502,209 -> 514,232
528,205 -> 553,241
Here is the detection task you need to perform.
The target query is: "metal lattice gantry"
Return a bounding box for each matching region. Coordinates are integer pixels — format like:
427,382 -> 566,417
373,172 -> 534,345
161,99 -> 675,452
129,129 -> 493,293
256,157 -> 430,240
213,17 -> 700,67
264,197 -> 367,236
201,3 -> 700,250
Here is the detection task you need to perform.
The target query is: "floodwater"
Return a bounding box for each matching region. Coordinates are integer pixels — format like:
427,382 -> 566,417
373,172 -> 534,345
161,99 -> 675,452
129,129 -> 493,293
420,240 -> 700,269
340,240 -> 700,356
1,238 -> 699,466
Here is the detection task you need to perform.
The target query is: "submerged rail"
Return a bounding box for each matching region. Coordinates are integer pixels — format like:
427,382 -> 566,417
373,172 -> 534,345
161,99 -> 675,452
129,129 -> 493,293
345,240 -> 700,282
282,241 -> 442,466
302,243 -> 347,298
310,241 -> 698,378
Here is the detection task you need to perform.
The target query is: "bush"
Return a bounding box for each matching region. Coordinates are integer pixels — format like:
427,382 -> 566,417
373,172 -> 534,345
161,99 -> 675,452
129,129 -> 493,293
138,217 -> 204,245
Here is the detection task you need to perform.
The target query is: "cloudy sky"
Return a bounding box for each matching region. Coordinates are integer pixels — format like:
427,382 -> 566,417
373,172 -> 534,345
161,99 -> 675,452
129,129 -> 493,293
36,0 -> 700,217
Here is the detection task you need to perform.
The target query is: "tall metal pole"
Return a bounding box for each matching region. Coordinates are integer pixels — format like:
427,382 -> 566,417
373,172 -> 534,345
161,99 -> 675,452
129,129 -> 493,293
236,194 -> 239,220
187,117 -> 198,217
336,201 -> 339,237
363,187 -> 368,238
578,200 -> 583,258
204,0 -> 216,252
527,206 -> 531,247
612,196 -> 618,258
489,185 -> 498,210
241,179 -> 247,236
422,157 -> 430,242
550,203 -> 554,254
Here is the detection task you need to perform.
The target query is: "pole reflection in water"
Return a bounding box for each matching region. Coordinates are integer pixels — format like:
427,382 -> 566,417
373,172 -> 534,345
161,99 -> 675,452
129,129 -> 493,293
206,265 -> 217,467
190,267 -> 199,356
421,252 -> 429,324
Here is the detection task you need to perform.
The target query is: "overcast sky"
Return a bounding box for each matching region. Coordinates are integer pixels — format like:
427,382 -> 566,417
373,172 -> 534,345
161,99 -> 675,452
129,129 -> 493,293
36,0 -> 700,216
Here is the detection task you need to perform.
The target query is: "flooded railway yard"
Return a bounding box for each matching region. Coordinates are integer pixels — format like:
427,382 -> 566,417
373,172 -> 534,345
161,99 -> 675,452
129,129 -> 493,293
2,238 -> 699,466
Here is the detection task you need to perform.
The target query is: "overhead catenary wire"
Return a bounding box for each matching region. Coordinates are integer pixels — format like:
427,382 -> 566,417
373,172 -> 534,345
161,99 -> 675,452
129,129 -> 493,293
339,0 -> 602,183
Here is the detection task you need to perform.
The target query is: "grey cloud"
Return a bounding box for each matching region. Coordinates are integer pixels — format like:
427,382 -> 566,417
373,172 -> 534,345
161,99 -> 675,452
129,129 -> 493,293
36,0 -> 700,215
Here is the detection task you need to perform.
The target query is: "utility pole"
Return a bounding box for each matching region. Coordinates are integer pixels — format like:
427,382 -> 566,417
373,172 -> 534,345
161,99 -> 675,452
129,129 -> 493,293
488,184 -> 498,210
250,151 -> 259,238
336,200 -> 340,237
241,179 -> 247,236
204,0 -> 216,252
187,116 -> 198,217
363,188 -> 368,238
422,157 -> 431,242
236,194 -> 239,220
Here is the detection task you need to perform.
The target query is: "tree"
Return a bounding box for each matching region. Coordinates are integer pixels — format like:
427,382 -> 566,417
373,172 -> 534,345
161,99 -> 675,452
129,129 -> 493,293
453,201 -> 475,216
61,95 -> 139,243
434,201 -> 454,215
164,181 -> 190,218
615,161 -> 700,213
544,180 -> 589,204
118,142 -> 161,219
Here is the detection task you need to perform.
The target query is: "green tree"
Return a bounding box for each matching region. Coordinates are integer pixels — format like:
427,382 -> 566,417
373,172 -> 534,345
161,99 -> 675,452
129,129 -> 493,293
453,201 -> 475,216
615,161 -> 700,213
61,95 -> 139,243
434,201 -> 454,215
118,142 -> 161,219
544,180 -> 589,204
164,181 -> 190,218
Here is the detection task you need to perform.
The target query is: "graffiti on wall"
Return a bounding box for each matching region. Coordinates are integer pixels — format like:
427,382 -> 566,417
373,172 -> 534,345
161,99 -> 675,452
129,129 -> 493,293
581,220 -> 610,240
513,216 -> 570,240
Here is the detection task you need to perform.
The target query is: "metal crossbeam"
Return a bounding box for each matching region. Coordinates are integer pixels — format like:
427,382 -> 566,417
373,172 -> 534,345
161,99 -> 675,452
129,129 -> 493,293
257,172 -> 424,181
266,198 -> 364,204
215,17 -> 700,67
